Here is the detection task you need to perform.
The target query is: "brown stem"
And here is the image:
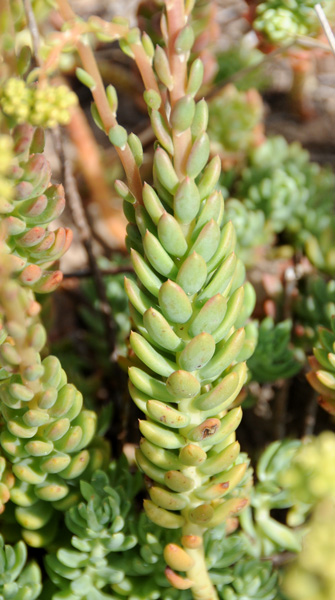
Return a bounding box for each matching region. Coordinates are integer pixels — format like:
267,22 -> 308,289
63,266 -> 134,279
23,0 -> 41,64
131,42 -> 161,94
55,0 -> 143,204
66,104 -> 127,248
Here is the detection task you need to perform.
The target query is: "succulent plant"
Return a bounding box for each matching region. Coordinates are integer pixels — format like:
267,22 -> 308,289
215,44 -> 267,92
218,558 -> 279,600
207,86 -> 264,166
0,123 -> 71,293
240,439 -> 303,557
0,456 -> 15,515
221,199 -> 272,266
253,0 -> 324,42
305,225 -> 335,277
307,317 -> 335,415
293,277 -> 335,347
282,497 -> 335,600
44,457 -> 142,599
280,431 -> 335,506
136,0 -> 219,84
66,1 -> 260,595
108,7 -> 259,596
0,534 -> 42,600
247,317 -> 301,384
0,268 -> 97,546
234,136 -> 335,245
280,433 -> 335,600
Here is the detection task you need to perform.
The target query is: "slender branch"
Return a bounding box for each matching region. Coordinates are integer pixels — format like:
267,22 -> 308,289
76,39 -> 143,204
39,24 -> 87,81
55,0 -> 143,204
315,3 -> 335,57
23,0 -> 41,64
63,266 -> 134,279
131,42 -> 161,94
303,388 -> 319,437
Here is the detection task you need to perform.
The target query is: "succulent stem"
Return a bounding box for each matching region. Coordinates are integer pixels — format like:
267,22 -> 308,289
166,0 -> 192,177
182,524 -> 219,600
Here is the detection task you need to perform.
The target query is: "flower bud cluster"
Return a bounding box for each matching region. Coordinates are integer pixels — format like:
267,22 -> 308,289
282,498 -> 335,600
280,431 -> 335,505
1,78 -> 77,128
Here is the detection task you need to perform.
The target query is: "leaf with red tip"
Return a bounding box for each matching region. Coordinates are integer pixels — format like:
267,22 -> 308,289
32,270 -> 63,293
16,227 -> 46,248
20,265 -> 42,285
165,567 -> 193,590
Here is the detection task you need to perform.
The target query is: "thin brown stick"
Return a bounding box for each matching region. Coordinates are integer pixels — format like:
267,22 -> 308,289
23,0 -> 41,64
63,266 -> 134,279
303,388 -> 319,437
315,3 -> 335,57
58,131 -> 118,361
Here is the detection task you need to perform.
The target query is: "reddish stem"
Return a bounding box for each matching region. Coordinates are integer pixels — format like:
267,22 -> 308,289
165,0 -> 192,178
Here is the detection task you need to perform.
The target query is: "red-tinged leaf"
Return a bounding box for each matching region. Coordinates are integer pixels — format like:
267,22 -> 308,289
13,124 -> 34,157
34,232 -> 55,253
306,371 -> 335,401
33,270 -> 63,293
8,254 -> 27,272
16,227 -> 46,248
164,567 -> 193,590
318,396 -> 335,415
20,264 -> 42,285
21,195 -> 48,218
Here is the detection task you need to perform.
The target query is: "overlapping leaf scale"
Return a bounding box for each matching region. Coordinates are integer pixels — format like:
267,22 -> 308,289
1,123 -> 71,294
0,278 -> 98,546
124,114 -> 257,536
